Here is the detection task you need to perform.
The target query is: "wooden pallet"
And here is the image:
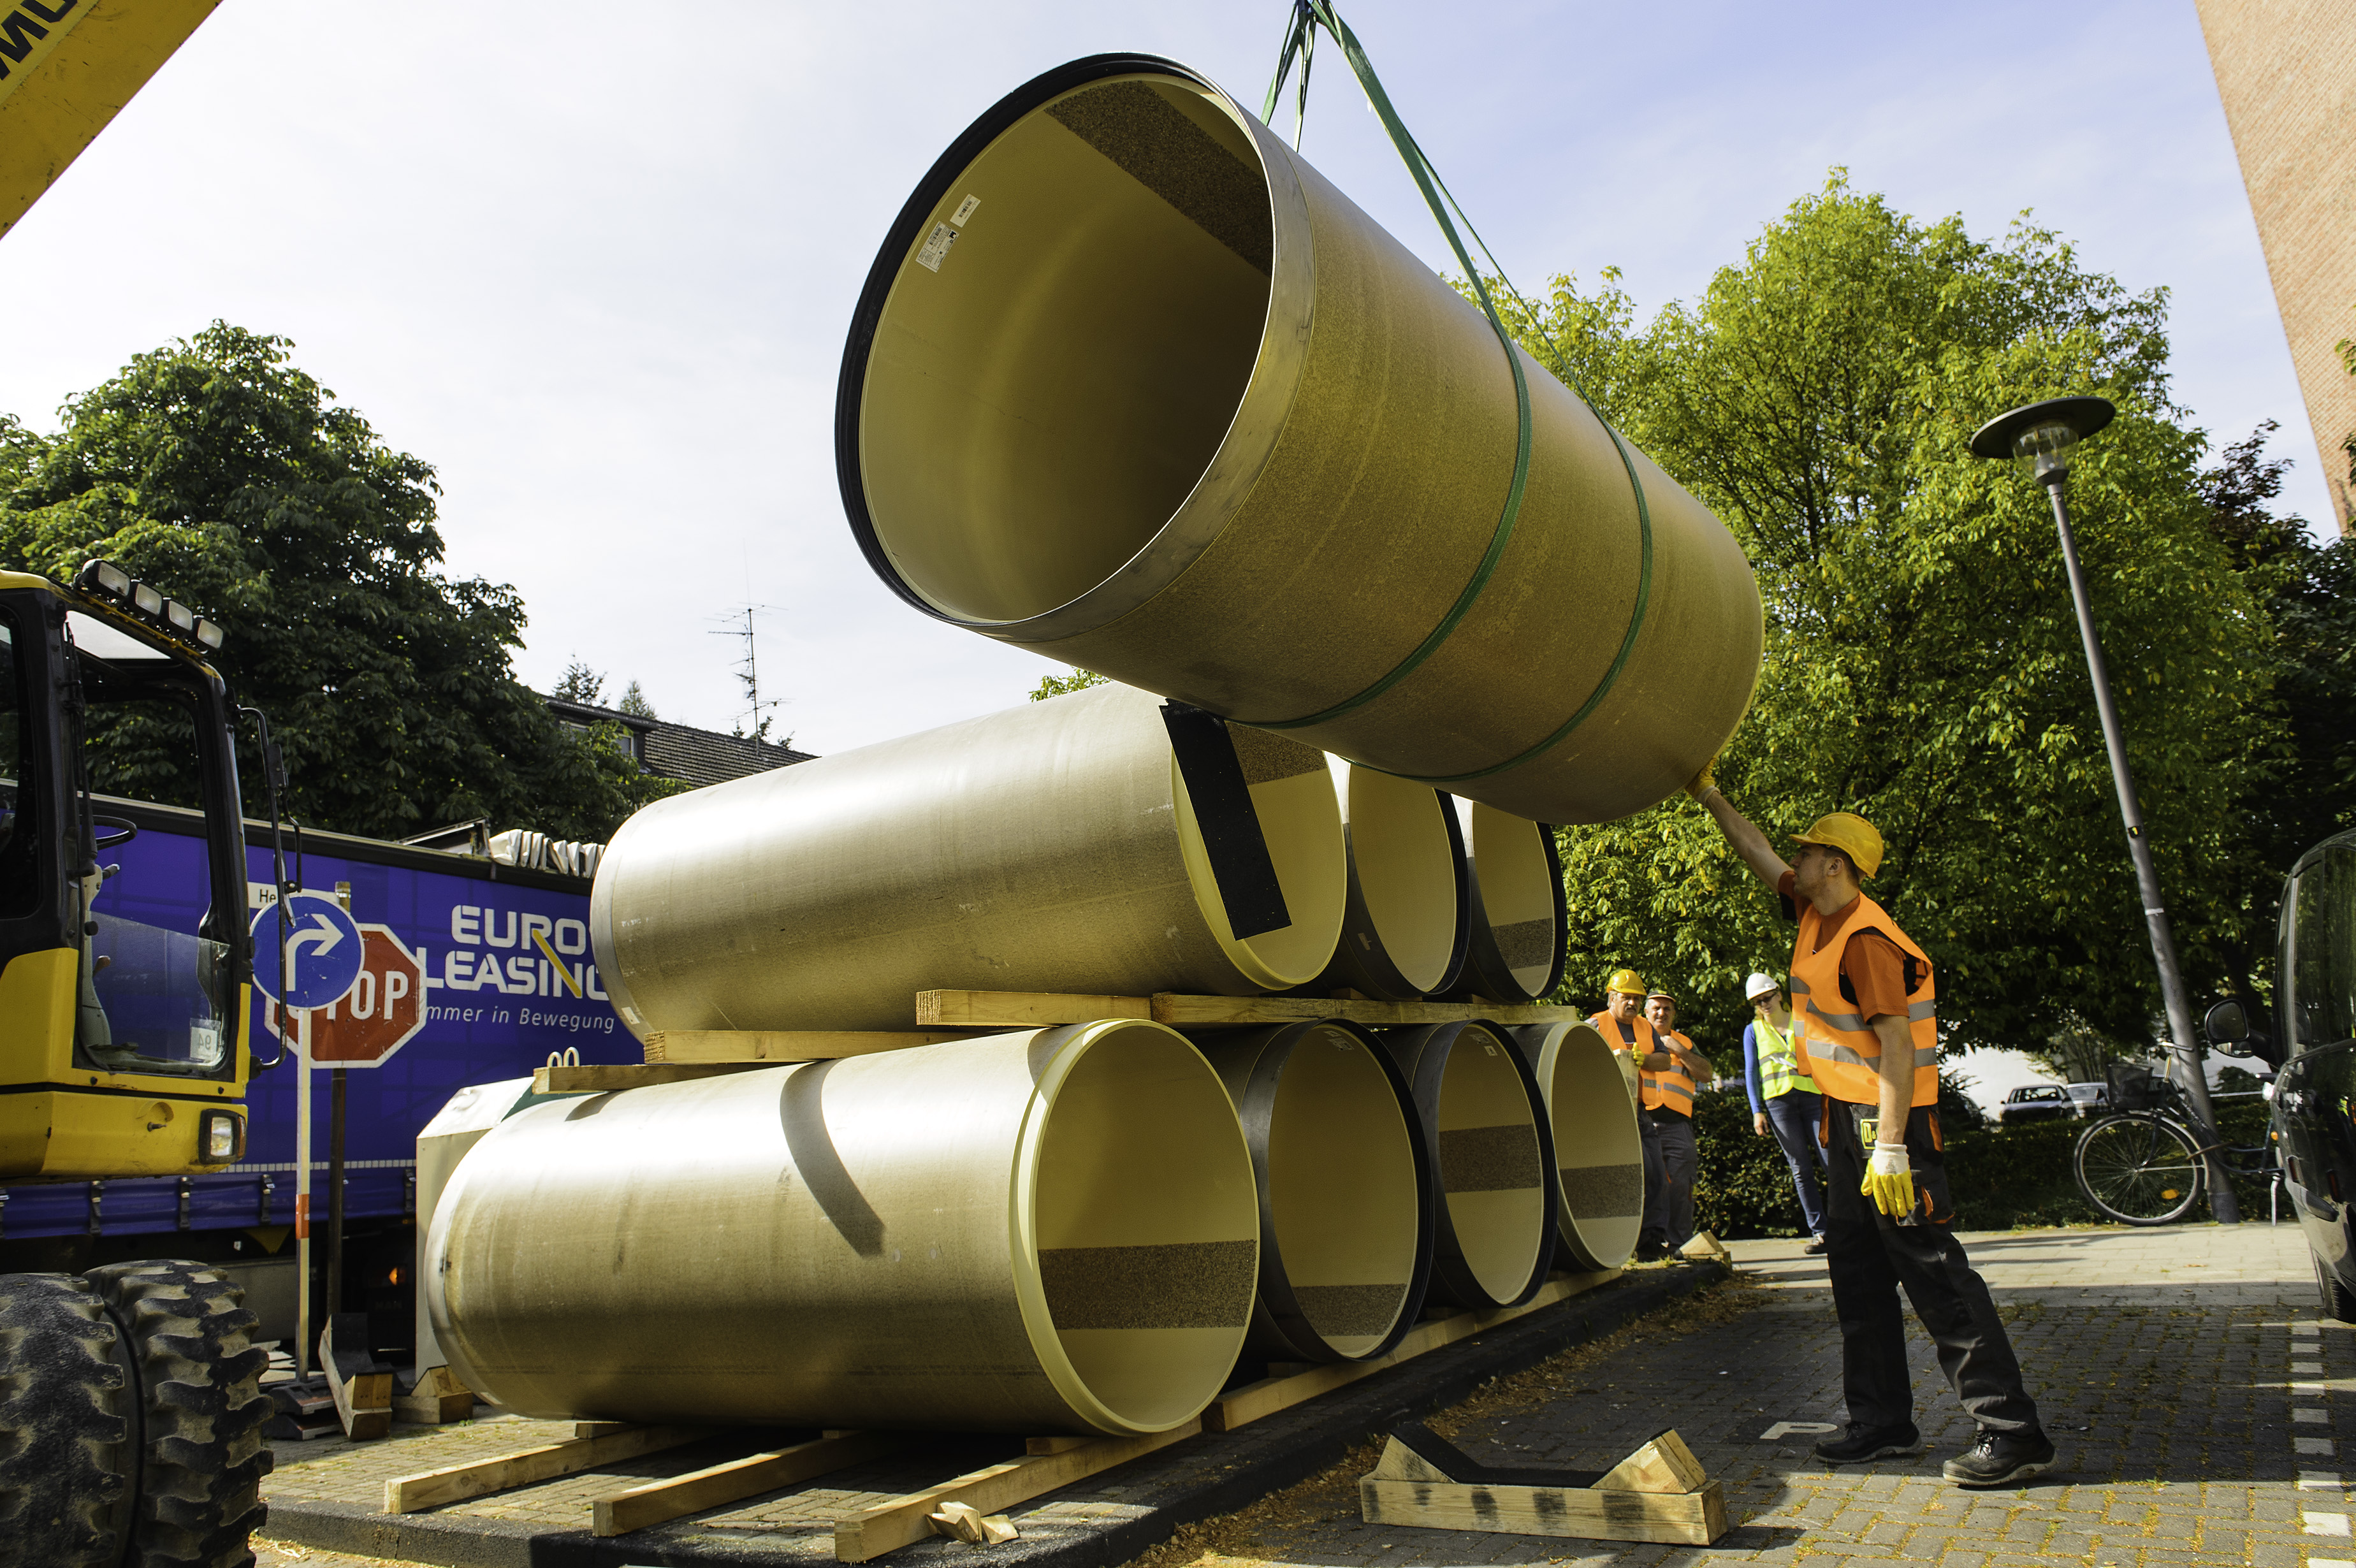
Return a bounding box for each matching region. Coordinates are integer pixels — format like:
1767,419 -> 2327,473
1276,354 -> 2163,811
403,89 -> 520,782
373,1268 -> 1629,1555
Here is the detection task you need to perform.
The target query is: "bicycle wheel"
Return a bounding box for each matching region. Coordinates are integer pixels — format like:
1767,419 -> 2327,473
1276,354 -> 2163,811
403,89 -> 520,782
2076,1113 -> 2204,1226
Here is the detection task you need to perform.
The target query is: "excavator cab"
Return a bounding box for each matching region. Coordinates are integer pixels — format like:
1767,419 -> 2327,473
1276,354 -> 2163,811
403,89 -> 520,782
0,562 -> 252,1179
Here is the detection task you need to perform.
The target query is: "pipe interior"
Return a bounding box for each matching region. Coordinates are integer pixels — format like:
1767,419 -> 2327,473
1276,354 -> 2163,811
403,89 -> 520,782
860,72 -> 1273,623
1531,1023 -> 1644,1268
1332,760 -> 1460,995
1174,732 -> 1345,987
1029,1022 -> 1260,1431
1266,1024 -> 1422,1357
1432,1024 -> 1546,1303
1465,802 -> 1559,996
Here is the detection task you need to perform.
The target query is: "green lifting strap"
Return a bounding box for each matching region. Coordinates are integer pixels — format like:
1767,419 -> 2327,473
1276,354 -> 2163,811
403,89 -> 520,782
1249,1 -> 1655,788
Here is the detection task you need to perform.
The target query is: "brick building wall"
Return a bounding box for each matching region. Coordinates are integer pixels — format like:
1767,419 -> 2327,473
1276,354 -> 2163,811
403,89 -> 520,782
2196,0 -> 2356,532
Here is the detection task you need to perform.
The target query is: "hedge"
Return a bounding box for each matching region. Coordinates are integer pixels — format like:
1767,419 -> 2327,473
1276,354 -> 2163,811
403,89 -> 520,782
1687,1089 -> 2273,1238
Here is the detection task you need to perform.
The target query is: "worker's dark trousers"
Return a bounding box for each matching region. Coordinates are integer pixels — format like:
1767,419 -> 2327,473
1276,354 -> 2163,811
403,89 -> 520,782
1822,1102 -> 2042,1437
1637,1109 -> 1667,1247
1650,1110 -> 1697,1249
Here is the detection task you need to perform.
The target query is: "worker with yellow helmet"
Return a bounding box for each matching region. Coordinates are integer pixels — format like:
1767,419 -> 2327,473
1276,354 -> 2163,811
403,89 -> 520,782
1643,986 -> 1716,1257
1691,773 -> 2052,1489
1587,968 -> 1712,1261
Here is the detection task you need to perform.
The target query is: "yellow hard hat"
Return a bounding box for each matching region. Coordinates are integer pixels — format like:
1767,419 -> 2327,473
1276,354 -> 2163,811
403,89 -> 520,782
1792,812 -> 1884,880
1605,968 -> 1647,997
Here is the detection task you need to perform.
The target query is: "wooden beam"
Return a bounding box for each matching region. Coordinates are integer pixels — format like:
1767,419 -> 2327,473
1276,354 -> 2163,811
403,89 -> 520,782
532,1062 -> 773,1094
914,991 -> 1153,1028
833,1421 -> 1199,1563
593,1430 -> 905,1537
382,1425 -> 713,1514
643,1029 -> 985,1064
1204,1270 -> 1622,1432
321,1316 -> 391,1442
1150,994 -> 1582,1028
1359,1476 -> 1725,1546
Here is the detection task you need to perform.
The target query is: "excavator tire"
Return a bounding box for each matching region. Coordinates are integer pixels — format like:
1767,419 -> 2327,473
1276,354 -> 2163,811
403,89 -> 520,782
87,1261 -> 275,1568
0,1271 -> 138,1567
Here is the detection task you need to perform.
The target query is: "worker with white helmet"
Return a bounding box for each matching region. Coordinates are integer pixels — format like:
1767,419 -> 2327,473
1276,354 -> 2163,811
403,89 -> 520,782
1690,773 -> 2051,1489
1742,971 -> 1828,1254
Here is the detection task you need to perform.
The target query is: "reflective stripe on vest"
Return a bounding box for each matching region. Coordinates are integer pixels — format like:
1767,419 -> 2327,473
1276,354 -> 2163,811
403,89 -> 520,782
1752,1016 -> 1817,1099
1787,892 -> 1938,1108
1589,1009 -> 1685,1114
1652,1031 -> 1698,1115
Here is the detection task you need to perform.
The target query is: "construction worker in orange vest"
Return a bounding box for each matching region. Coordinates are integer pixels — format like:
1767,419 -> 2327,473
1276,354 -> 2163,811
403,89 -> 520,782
1691,778 -> 2053,1489
1643,988 -> 1715,1254
1589,970 -> 1712,1261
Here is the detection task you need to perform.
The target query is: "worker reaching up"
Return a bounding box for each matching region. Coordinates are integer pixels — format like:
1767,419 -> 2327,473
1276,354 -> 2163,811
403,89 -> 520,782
1690,771 -> 2053,1489
1643,989 -> 1715,1256
1589,969 -> 1698,1262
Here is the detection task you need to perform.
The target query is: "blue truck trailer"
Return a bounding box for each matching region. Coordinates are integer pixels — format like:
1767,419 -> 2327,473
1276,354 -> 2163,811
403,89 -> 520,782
0,792 -> 622,1361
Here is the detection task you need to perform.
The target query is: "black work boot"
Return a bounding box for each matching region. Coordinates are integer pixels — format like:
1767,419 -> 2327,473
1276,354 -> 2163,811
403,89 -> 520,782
1941,1428 -> 2056,1488
1812,1423 -> 1923,1465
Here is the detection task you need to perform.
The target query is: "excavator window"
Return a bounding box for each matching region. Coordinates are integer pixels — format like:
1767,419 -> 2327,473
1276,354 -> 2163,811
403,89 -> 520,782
0,609 -> 33,919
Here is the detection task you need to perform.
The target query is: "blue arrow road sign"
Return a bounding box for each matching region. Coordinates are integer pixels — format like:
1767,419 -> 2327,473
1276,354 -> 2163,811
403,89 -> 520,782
249,891 -> 367,1011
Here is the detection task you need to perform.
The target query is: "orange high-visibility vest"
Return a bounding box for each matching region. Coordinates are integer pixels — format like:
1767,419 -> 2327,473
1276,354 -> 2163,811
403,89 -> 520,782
1788,893 -> 1938,1108
1652,1029 -> 1701,1116
1588,1010 -> 1694,1115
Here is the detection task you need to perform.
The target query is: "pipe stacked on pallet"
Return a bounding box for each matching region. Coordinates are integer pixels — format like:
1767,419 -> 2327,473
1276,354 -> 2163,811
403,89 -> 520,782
432,42 -> 1771,1439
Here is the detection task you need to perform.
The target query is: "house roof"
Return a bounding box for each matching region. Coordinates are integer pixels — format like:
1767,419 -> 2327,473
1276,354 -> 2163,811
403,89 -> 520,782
545,696 -> 815,788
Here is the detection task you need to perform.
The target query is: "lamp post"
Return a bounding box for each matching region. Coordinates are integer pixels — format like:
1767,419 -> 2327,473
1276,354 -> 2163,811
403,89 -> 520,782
1969,396 -> 2239,1224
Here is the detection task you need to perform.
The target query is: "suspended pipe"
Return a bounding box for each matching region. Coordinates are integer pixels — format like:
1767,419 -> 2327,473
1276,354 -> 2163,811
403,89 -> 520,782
426,1022 -> 1259,1434
1509,1022 -> 1644,1271
1318,760 -> 1467,1001
836,55 -> 1761,825
1197,1020 -> 1431,1363
1449,800 -> 1566,1005
590,681 -> 1344,1038
1378,1021 -> 1554,1310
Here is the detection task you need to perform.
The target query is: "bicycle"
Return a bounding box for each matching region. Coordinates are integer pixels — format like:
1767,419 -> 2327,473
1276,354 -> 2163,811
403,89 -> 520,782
2072,1061 -> 2283,1226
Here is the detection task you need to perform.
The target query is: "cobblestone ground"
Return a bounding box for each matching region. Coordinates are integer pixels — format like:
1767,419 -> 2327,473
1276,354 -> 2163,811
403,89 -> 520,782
1122,1223 -> 2341,1568
255,1221 -> 2343,1568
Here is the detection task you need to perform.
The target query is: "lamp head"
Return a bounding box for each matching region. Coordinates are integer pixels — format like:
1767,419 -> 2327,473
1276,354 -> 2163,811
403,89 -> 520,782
1969,396 -> 2116,486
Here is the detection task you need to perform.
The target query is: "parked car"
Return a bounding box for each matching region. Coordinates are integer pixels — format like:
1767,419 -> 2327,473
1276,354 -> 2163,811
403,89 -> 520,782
2207,827 -> 2356,1319
2065,1082 -> 2111,1119
1998,1084 -> 2076,1125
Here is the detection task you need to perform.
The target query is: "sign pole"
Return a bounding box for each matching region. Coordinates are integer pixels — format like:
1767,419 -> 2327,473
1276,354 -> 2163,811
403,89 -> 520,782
294,1006 -> 312,1379
326,1066 -> 347,1328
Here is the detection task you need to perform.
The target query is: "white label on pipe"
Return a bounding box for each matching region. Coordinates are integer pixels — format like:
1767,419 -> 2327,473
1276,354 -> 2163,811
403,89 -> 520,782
915,223 -> 958,273
950,194 -> 980,227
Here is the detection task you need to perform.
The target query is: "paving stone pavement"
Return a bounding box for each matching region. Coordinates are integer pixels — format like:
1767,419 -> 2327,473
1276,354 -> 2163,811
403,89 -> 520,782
256,1221 -> 2347,1568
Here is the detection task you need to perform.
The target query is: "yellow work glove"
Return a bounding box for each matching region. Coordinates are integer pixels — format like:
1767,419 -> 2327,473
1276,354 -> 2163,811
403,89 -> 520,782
1685,759 -> 1718,801
1861,1142 -> 1916,1220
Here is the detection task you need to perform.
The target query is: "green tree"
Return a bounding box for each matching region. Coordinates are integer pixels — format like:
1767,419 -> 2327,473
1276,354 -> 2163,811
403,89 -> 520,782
0,322 -> 670,843
1029,667 -> 1107,701
616,679 -> 656,718
1494,177 -> 2286,1070
550,660 -> 605,706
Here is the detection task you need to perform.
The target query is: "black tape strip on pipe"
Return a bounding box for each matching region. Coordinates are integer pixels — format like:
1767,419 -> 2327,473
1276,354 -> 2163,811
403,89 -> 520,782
1161,701 -> 1292,938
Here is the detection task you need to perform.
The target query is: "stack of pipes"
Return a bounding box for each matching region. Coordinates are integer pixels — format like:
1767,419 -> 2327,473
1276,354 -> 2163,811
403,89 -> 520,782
425,54 -> 1757,1440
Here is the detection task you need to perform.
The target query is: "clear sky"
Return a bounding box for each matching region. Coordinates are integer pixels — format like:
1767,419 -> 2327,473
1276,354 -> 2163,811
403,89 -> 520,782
0,1 -> 2318,755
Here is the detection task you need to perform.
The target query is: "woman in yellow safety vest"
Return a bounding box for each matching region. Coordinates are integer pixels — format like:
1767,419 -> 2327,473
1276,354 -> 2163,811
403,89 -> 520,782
1691,780 -> 2051,1491
1742,972 -> 1827,1254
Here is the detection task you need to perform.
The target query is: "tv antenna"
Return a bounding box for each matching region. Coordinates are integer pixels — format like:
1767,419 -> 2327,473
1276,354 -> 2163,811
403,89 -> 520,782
708,604 -> 787,740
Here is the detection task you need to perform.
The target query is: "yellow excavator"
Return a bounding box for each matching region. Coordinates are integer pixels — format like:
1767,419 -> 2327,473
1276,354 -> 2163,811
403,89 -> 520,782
1,7 -> 280,1565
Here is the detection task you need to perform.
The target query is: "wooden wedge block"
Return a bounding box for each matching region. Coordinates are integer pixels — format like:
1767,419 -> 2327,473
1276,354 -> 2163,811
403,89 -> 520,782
383,1425 -> 713,1513
1360,1476 -> 1725,1546
915,990 -> 1153,1027
1597,1430 -> 1709,1494
593,1430 -> 904,1536
321,1315 -> 392,1442
391,1365 -> 474,1425
644,1029 -> 984,1064
532,1062 -> 772,1094
833,1420 -> 1198,1563
1024,1436 -> 1096,1455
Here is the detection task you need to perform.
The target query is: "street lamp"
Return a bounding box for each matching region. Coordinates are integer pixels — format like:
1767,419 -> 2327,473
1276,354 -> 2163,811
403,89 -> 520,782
1969,396 -> 2239,1225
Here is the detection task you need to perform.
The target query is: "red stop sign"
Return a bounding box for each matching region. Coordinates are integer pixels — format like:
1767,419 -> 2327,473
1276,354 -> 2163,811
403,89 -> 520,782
263,924 -> 426,1066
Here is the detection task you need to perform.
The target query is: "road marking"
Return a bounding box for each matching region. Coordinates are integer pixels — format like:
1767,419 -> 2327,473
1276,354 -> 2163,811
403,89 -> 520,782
2304,1512 -> 2352,1537
2301,1410 -> 2332,1425
1759,1421 -> 1839,1442
2297,1362 -> 2327,1374
2299,1437 -> 2337,1456
2300,1472 -> 2343,1490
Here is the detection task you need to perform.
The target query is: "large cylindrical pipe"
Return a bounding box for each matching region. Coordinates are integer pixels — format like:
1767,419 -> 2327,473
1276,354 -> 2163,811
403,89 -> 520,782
1450,801 -> 1566,1005
427,1022 -> 1258,1434
1379,1021 -> 1555,1310
590,681 -> 1344,1037
1320,760 -> 1466,1001
836,55 -> 1761,825
1198,1020 -> 1430,1363
1510,1022 -> 1645,1270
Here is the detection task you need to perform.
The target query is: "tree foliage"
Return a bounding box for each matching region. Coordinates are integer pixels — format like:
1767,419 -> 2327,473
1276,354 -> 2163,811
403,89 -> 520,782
1483,177 -> 2333,1068
1028,667 -> 1107,701
0,323 -> 671,843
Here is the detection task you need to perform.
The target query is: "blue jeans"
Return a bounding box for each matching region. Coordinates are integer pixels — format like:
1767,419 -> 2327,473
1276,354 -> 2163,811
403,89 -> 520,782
1764,1091 -> 1828,1238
